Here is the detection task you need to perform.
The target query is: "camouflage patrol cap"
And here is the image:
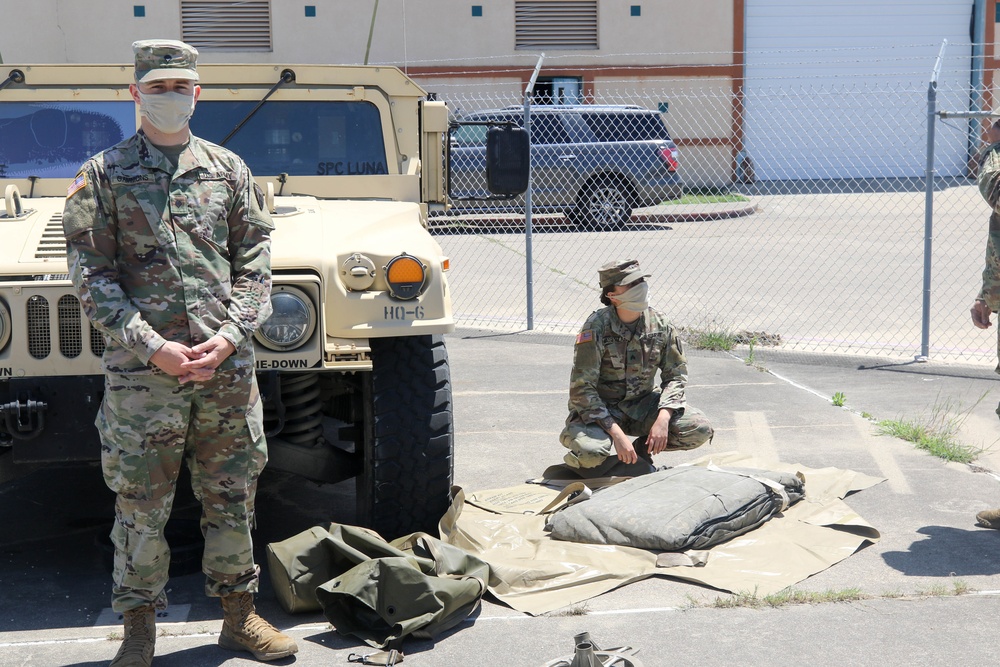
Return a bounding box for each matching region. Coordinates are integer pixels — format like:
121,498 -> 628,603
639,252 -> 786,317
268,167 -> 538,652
132,39 -> 199,83
598,259 -> 650,290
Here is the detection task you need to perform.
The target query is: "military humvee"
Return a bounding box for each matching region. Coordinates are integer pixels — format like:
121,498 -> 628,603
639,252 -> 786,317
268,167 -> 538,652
0,64 -> 525,539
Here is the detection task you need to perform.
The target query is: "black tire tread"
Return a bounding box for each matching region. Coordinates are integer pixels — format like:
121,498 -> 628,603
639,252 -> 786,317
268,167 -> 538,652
359,334 -> 454,539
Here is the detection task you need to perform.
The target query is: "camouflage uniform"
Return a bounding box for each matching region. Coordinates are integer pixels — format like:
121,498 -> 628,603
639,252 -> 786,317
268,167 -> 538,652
560,306 -> 713,474
62,130 -> 274,613
978,142 -> 1000,379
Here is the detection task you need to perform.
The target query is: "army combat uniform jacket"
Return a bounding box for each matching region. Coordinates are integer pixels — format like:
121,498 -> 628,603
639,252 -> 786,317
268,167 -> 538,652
978,143 -> 1000,372
62,131 -> 273,374
566,306 -> 687,427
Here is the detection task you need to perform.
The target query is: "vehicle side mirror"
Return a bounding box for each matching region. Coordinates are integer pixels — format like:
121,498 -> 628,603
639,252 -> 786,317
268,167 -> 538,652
486,124 -> 529,196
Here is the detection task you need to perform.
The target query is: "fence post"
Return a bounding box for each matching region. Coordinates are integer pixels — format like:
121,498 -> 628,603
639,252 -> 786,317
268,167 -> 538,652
523,53 -> 545,330
919,40 -> 947,361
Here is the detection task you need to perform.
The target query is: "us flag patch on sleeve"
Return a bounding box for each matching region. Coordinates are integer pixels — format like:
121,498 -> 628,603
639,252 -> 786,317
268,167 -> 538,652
66,173 -> 87,199
576,329 -> 593,344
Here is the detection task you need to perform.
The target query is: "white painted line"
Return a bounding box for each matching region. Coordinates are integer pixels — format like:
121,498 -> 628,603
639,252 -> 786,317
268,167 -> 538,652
696,382 -> 777,388
856,420 -> 912,495
762,367 -> 835,404
734,412 -> 779,462
455,390 -> 565,396
94,604 -> 191,628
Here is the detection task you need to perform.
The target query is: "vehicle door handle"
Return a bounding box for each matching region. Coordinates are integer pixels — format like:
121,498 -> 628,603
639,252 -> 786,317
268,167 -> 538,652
559,154 -> 576,161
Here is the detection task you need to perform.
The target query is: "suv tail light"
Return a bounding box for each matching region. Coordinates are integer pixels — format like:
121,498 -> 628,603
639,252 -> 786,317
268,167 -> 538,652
659,146 -> 679,172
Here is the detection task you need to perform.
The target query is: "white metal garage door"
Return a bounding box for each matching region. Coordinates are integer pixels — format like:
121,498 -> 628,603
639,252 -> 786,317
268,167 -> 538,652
744,0 -> 975,181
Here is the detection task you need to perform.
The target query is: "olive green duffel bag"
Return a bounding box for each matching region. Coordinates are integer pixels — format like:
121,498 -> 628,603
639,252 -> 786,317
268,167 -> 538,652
267,523 -> 490,648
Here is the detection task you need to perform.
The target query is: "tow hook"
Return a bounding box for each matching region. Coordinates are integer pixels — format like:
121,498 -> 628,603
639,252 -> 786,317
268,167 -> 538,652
0,397 -> 47,441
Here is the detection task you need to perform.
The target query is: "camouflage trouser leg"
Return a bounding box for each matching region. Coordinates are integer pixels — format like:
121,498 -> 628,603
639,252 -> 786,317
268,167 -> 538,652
99,366 -> 267,613
559,404 -> 713,471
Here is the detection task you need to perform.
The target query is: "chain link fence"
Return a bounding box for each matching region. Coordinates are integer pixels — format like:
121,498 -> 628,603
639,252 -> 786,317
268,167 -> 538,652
424,48 -> 998,365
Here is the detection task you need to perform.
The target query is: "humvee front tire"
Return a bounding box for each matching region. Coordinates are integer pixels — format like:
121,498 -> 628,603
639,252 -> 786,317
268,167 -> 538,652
357,334 -> 454,539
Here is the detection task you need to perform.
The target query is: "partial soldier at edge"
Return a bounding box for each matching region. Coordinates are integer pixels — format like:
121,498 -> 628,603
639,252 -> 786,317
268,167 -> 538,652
972,119 -> 1000,531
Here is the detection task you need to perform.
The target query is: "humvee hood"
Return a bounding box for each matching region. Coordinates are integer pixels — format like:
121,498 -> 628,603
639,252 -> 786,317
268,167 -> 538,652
269,197 -> 442,273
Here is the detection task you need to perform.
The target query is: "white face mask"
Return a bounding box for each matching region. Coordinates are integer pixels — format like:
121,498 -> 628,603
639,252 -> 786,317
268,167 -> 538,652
138,90 -> 195,134
613,282 -> 649,312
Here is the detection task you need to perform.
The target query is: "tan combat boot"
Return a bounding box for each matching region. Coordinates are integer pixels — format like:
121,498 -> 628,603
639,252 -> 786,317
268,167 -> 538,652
110,605 -> 155,667
218,591 -> 298,661
977,508 -> 1000,529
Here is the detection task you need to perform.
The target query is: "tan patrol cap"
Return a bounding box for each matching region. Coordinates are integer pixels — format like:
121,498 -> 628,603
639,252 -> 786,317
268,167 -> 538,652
598,259 -> 650,290
132,39 -> 199,83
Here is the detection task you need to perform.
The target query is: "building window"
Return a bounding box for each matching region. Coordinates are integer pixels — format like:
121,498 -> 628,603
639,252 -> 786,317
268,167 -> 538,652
180,0 -> 272,51
515,0 -> 598,50
134,5 -> 145,17
305,5 -> 316,17
630,5 -> 640,17
472,5 -> 483,17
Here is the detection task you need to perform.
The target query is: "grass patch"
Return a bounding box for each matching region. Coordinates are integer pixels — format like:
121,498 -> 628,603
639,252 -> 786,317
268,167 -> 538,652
679,320 -> 781,355
687,329 -> 737,351
952,580 -> 972,595
704,583 -> 973,611
832,392 -> 846,408
876,419 -> 978,463
874,392 -> 991,464
547,603 -> 589,617
662,187 -> 749,206
710,588 -> 867,609
876,418 -> 979,464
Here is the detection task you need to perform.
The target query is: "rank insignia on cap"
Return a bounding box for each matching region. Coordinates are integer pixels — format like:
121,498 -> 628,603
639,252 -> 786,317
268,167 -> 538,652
576,330 -> 593,344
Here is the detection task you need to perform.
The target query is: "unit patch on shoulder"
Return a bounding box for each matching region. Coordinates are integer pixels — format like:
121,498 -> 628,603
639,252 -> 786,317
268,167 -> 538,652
66,172 -> 87,199
576,329 -> 593,344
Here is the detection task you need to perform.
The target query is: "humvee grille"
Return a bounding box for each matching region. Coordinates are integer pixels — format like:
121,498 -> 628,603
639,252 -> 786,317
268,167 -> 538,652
37,214 -> 68,260
27,296 -> 51,359
58,295 -> 82,358
91,325 -> 106,356
22,293 -> 104,361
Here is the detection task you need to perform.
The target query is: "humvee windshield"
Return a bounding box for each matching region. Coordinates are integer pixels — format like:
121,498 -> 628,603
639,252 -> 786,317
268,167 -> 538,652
192,101 -> 388,177
0,102 -> 132,178
0,100 -> 388,179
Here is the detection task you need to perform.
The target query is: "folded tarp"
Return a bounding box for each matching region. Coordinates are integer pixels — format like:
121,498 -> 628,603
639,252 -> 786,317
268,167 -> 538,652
439,452 -> 882,616
545,465 -> 805,551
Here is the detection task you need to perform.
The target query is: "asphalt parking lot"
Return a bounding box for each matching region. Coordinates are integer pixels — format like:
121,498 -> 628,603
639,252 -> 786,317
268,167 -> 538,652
4,328 -> 1000,666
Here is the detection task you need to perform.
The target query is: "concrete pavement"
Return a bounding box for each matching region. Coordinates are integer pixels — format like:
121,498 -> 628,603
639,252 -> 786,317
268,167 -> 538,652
4,329 -> 1000,666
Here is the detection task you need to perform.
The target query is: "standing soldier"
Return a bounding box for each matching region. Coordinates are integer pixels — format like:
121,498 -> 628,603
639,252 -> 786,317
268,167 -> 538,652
62,40 -> 297,665
973,120 -> 1000,530
557,259 -> 714,478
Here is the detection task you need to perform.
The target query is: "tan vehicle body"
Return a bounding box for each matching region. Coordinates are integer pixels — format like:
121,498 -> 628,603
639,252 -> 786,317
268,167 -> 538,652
0,64 -> 460,538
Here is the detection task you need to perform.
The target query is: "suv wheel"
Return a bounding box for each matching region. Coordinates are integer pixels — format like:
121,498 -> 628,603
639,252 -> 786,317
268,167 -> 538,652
570,179 -> 633,231
356,334 -> 454,539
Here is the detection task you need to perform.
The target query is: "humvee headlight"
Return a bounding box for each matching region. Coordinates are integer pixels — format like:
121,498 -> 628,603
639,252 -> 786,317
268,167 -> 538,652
0,300 -> 9,352
255,287 -> 316,351
384,253 -> 427,300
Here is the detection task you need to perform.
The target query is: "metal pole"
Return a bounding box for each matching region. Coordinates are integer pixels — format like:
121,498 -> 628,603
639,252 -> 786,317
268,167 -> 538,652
919,39 -> 947,361
364,0 -> 380,65
523,53 -> 545,330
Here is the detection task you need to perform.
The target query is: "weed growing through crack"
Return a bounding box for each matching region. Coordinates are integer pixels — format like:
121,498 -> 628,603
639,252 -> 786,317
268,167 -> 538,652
875,392 -> 991,464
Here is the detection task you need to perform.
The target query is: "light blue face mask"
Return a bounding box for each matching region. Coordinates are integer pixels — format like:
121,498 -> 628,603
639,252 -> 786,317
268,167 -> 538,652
614,281 -> 649,312
138,90 -> 195,134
